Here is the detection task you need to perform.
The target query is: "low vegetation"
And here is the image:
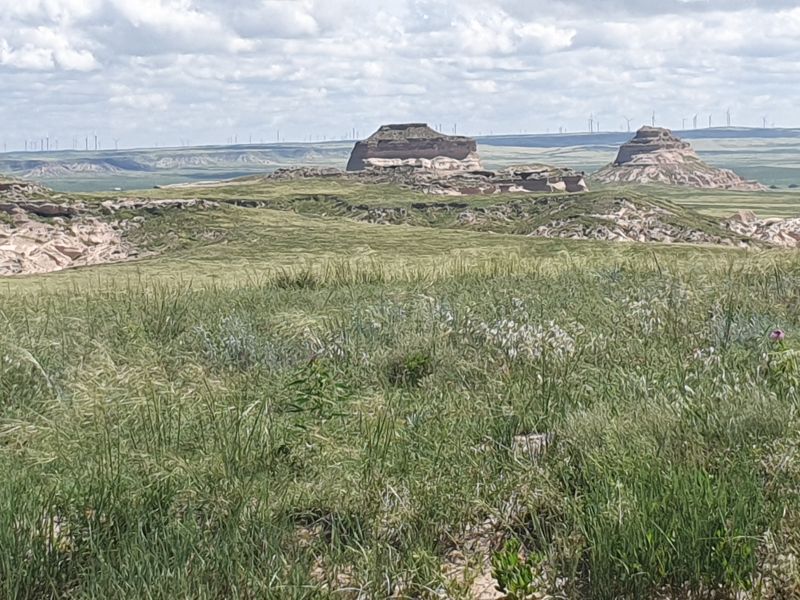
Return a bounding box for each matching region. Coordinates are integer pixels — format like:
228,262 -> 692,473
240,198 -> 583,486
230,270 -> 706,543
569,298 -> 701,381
4,174 -> 800,598
3,200 -> 800,597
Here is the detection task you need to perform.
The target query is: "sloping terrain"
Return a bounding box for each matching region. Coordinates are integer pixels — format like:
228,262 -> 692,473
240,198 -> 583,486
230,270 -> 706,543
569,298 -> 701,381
0,179 -> 220,276
4,212 -> 800,598
2,172 -> 798,278
138,179 -> 764,245
243,189 -> 750,245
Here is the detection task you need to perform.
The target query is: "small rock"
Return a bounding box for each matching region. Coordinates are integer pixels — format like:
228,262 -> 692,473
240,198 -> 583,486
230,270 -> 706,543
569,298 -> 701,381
512,433 -> 553,461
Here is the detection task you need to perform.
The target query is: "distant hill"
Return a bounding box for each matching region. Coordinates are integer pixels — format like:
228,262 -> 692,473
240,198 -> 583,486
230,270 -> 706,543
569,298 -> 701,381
478,127 -> 800,149
0,143 -> 353,191
2,127 -> 799,192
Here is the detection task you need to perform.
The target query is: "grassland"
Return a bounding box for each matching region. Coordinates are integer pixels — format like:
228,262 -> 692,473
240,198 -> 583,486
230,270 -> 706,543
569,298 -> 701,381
640,185 -> 800,218
0,200 -> 738,294
6,179 -> 800,598
135,176 -> 800,220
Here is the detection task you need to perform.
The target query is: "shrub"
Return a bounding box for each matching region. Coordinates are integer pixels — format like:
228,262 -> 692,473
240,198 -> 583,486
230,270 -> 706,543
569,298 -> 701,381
491,539 -> 541,599
386,349 -> 434,387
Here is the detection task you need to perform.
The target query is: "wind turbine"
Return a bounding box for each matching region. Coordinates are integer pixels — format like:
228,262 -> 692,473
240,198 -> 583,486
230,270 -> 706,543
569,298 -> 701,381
693,114 -> 698,129
651,111 -> 656,127
623,117 -> 633,132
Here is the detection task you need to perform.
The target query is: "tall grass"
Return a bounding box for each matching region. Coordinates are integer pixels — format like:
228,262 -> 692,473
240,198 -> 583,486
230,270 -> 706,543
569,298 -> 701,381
3,253 -> 800,597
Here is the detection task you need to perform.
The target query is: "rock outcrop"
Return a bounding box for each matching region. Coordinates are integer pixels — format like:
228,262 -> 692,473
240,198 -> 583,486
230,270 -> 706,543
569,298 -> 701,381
270,164 -> 588,196
346,124 -> 481,172
725,209 -> 800,247
527,199 -> 744,245
0,178 -> 55,202
593,127 -> 767,191
0,184 -> 221,276
0,216 -> 135,276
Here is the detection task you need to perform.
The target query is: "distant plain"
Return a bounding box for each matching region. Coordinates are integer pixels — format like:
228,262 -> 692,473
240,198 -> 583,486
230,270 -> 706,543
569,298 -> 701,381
2,127 -> 800,193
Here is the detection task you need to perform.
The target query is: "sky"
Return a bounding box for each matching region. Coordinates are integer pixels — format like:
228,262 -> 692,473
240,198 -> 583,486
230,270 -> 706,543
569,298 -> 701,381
0,0 -> 799,150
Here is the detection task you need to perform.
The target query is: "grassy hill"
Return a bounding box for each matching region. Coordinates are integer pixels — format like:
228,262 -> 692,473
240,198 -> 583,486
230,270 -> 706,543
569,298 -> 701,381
4,180 -> 800,597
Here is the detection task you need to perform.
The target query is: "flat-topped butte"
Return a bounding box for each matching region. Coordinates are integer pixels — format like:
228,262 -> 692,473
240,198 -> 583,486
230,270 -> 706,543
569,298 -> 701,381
347,123 -> 480,171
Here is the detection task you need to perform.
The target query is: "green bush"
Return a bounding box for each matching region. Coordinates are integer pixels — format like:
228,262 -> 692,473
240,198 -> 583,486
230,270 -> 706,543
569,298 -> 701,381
491,538 -> 542,598
386,349 -> 434,387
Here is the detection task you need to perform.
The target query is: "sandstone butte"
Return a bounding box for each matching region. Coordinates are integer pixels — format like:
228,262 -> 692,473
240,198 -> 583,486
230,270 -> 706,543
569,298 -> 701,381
593,126 -> 767,191
344,123 -> 587,194
346,123 -> 481,172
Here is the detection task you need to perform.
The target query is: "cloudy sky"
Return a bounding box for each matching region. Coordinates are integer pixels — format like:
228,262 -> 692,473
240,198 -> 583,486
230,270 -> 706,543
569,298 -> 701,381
0,0 -> 799,149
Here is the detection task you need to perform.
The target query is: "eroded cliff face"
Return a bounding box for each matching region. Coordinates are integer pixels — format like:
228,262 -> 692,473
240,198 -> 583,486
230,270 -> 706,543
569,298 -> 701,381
346,124 -> 480,172
0,179 -> 223,276
593,127 -> 767,191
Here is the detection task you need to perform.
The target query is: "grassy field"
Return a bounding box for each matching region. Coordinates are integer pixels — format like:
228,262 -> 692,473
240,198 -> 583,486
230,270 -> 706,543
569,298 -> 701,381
641,186 -> 800,219
0,201 -> 738,293
135,176 -> 800,220
5,185 -> 800,598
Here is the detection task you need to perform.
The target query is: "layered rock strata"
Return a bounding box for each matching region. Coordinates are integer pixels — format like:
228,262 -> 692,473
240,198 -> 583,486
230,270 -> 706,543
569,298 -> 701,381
593,127 -> 766,191
346,124 -> 481,172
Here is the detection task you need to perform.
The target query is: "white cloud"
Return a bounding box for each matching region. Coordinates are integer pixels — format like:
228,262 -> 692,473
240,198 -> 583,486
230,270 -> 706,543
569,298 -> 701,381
0,39 -> 55,70
0,0 -> 799,147
468,80 -> 498,93
0,26 -> 98,71
109,85 -> 171,111
231,1 -> 320,38
98,0 -> 255,54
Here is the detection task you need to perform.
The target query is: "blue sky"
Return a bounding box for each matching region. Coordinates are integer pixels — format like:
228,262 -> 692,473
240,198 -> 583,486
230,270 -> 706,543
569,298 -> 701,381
1,0 -> 798,149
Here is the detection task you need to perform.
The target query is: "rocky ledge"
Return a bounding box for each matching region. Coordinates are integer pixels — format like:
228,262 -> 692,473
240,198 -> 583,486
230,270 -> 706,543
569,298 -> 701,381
725,210 -> 800,247
593,127 -> 766,191
270,164 -> 588,196
0,217 -> 136,276
0,196 -> 220,276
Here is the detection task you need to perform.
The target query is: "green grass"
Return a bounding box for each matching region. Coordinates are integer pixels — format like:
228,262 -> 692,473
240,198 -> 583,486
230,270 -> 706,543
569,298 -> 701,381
2,201 -> 747,294
630,184 -> 800,219
4,249 -> 800,598
5,183 -> 800,597
114,176 -> 800,221
140,177 -> 433,206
